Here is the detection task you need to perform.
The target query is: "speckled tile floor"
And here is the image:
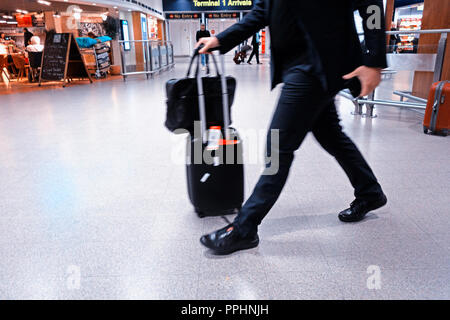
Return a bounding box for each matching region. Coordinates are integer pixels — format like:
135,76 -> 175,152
0,57 -> 449,300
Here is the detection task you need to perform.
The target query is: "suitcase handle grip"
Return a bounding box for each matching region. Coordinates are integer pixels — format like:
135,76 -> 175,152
186,44 -> 220,78
193,44 -> 220,56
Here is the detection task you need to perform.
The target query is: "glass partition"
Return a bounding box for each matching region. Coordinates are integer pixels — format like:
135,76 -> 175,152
119,40 -> 174,79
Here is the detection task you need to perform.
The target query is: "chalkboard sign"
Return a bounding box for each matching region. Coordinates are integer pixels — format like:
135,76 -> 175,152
40,33 -> 69,81
39,33 -> 92,87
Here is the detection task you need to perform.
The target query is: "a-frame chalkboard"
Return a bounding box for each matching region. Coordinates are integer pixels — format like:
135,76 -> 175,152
39,33 -> 93,87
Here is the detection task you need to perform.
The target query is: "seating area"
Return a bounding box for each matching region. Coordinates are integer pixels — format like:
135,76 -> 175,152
0,51 -> 39,84
0,34 -> 44,85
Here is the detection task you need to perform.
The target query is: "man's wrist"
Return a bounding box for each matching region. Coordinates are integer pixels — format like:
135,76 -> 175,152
363,66 -> 383,72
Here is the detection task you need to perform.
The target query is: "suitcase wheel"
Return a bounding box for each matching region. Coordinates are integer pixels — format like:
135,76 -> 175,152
423,126 -> 428,134
194,207 -> 241,218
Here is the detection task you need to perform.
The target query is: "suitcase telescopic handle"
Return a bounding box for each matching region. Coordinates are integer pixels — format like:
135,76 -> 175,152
219,54 -> 231,141
192,46 -> 232,143
195,56 -> 208,144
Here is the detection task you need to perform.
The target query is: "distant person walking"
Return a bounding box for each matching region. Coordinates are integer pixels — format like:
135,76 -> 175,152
247,32 -> 261,64
196,23 -> 211,73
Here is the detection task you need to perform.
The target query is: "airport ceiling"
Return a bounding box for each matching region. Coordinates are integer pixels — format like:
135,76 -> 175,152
0,0 -> 105,13
0,0 -> 425,15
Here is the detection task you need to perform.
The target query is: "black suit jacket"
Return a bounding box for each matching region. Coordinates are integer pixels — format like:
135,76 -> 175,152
216,0 -> 387,93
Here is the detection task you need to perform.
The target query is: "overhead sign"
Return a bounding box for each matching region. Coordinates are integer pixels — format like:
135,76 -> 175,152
15,14 -> 33,27
206,12 -> 240,19
163,0 -> 253,12
166,13 -> 201,19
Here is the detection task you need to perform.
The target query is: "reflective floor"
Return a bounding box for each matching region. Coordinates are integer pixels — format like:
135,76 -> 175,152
0,57 -> 449,299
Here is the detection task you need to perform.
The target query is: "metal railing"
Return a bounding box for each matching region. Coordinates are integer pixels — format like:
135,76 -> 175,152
341,29 -> 449,117
118,40 -> 175,80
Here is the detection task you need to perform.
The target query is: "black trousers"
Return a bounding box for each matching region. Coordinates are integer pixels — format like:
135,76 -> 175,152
247,45 -> 260,64
234,66 -> 383,237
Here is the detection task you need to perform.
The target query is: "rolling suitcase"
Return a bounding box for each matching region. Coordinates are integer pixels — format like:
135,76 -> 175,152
186,50 -> 244,218
423,80 -> 450,136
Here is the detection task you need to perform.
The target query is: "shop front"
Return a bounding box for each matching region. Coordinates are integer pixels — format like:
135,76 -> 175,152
0,0 -> 122,87
392,1 -> 424,53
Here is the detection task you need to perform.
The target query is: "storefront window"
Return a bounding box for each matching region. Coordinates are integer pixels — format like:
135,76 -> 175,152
393,2 -> 424,53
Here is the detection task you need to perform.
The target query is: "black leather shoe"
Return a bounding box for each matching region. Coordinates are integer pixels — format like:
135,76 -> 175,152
200,224 -> 259,255
338,194 -> 387,222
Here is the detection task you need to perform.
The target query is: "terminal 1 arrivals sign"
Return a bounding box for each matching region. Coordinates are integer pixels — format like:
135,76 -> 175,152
163,0 -> 254,12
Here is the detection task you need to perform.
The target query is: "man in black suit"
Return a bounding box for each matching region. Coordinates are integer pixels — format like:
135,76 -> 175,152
247,33 -> 261,64
197,0 -> 388,255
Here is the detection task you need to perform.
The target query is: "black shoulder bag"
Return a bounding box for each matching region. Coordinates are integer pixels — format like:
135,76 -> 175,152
165,49 -> 236,133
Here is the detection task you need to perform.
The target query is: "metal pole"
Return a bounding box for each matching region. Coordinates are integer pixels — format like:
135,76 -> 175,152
351,103 -> 363,115
393,91 -> 428,104
385,28 -> 450,35
166,42 -> 169,67
149,42 -> 154,78
363,91 -> 377,118
339,91 -> 363,115
239,12 -> 244,51
356,99 -> 427,109
166,20 -> 170,42
158,44 -> 162,74
119,42 -> 127,82
170,42 -> 175,68
145,41 -> 150,79
162,21 -> 167,42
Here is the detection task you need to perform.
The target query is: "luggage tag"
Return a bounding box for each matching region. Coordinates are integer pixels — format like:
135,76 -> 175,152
206,126 -> 222,151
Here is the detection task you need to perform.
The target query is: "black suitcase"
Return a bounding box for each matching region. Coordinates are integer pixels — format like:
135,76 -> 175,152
186,52 -> 244,218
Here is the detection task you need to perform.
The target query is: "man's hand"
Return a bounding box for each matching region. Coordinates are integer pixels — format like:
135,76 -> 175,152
196,37 -> 220,54
343,66 -> 382,97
